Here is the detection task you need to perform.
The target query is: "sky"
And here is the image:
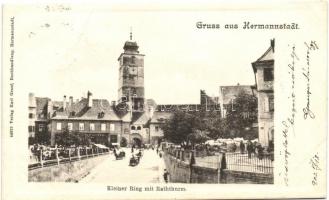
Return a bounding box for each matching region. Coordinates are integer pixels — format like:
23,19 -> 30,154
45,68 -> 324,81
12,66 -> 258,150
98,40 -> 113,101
14,5 -> 277,104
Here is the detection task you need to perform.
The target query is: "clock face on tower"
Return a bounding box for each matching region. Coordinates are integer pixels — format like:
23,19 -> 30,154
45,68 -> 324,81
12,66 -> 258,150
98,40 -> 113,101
129,66 -> 138,75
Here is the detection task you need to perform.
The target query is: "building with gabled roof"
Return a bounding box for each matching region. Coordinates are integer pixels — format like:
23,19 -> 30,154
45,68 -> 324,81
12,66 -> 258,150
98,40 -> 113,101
252,39 -> 274,147
28,32 -> 272,148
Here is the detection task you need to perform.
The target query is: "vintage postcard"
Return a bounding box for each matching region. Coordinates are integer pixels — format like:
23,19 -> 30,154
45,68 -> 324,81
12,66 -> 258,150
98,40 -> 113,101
1,1 -> 327,199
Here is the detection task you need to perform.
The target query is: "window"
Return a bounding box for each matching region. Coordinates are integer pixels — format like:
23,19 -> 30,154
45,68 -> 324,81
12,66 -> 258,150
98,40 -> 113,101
137,126 -> 141,130
269,96 -> 274,111
264,97 -> 269,112
231,99 -> 235,111
29,113 -> 34,118
110,124 -> 115,132
110,135 -> 118,143
98,112 -> 105,118
101,123 -> 106,131
90,123 -> 95,131
39,124 -> 45,132
264,68 -> 274,81
56,123 -> 62,130
79,123 -> 84,131
155,126 -> 159,132
131,126 -> 136,130
28,126 -> 34,132
123,57 -> 129,65
68,123 -> 73,131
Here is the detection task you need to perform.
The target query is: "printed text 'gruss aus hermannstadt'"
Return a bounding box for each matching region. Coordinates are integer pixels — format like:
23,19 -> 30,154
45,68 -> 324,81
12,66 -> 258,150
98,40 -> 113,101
196,21 -> 299,29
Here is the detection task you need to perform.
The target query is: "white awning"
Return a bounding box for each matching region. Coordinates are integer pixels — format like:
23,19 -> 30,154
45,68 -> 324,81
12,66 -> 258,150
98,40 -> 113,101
93,144 -> 109,149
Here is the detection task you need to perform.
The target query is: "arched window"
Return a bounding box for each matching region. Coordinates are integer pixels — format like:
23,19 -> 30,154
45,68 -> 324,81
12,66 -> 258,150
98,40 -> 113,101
131,126 -> 136,130
137,126 -> 141,130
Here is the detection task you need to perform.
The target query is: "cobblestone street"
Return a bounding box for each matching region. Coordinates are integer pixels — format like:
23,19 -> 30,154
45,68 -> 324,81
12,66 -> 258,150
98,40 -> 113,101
80,148 -> 166,183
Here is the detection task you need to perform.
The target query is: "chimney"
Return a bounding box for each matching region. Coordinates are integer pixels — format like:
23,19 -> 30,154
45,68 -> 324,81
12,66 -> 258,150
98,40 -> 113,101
47,100 -> 53,117
271,39 -> 275,52
28,93 -> 36,107
87,91 -> 92,107
69,96 -> 73,108
63,95 -> 67,111
148,106 -> 154,119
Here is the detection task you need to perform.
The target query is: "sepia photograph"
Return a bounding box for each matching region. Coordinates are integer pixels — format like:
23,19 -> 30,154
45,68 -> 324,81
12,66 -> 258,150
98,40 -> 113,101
26,11 -> 274,184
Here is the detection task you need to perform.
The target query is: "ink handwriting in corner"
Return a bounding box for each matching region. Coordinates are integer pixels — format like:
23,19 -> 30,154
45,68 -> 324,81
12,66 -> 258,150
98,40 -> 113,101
302,41 -> 318,120
310,153 -> 321,186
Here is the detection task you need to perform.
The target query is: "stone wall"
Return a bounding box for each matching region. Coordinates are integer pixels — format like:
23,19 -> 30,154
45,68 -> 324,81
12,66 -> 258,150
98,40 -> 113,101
164,153 -> 190,183
28,154 -> 108,182
221,170 -> 273,184
190,165 -> 219,183
164,152 -> 273,184
164,153 -> 219,184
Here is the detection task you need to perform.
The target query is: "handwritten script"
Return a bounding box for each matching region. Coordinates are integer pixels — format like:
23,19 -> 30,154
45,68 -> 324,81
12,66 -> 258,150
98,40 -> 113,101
302,41 -> 318,120
282,44 -> 299,186
310,153 -> 321,186
282,41 -> 319,187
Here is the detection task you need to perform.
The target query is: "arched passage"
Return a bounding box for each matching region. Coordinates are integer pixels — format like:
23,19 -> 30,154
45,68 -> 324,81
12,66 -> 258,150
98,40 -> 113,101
132,138 -> 142,148
130,133 -> 143,148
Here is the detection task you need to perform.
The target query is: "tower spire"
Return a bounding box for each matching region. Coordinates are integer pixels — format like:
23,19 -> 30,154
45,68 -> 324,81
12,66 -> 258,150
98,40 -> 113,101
130,27 -> 132,41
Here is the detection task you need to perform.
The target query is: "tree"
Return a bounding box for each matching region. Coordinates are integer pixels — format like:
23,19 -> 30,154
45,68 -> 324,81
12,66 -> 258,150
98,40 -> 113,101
225,91 -> 258,139
34,125 -> 51,145
187,130 -> 210,147
55,128 -> 91,147
161,91 -> 258,143
161,110 -> 200,146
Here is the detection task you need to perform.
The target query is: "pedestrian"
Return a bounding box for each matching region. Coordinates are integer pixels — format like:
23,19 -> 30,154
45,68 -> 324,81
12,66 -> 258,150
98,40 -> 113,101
131,146 -> 134,153
163,169 -> 170,183
246,140 -> 253,159
156,148 -> 159,154
268,140 -> 274,153
232,143 -> 237,152
159,152 -> 162,158
240,141 -> 245,154
257,144 -> 264,160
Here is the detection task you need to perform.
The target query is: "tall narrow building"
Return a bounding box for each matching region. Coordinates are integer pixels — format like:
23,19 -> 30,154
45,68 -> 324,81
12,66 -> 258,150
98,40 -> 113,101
252,39 -> 274,147
117,32 -> 145,112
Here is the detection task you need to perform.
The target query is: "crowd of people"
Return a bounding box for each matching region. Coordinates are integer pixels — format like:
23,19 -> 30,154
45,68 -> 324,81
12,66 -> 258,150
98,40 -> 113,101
163,139 -> 274,162
29,143 -> 109,164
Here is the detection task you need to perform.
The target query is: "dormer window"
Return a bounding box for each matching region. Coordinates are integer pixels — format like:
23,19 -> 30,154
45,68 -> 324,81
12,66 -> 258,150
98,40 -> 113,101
98,111 -> 105,118
131,126 -> 136,130
70,111 -> 76,117
121,96 -> 127,102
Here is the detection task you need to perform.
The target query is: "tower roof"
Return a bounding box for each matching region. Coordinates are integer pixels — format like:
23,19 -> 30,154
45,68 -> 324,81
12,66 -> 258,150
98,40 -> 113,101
123,28 -> 139,52
251,39 -> 275,72
123,41 -> 139,52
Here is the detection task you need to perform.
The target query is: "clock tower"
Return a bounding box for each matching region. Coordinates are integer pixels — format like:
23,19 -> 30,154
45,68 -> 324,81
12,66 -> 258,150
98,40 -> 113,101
117,31 -> 145,111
